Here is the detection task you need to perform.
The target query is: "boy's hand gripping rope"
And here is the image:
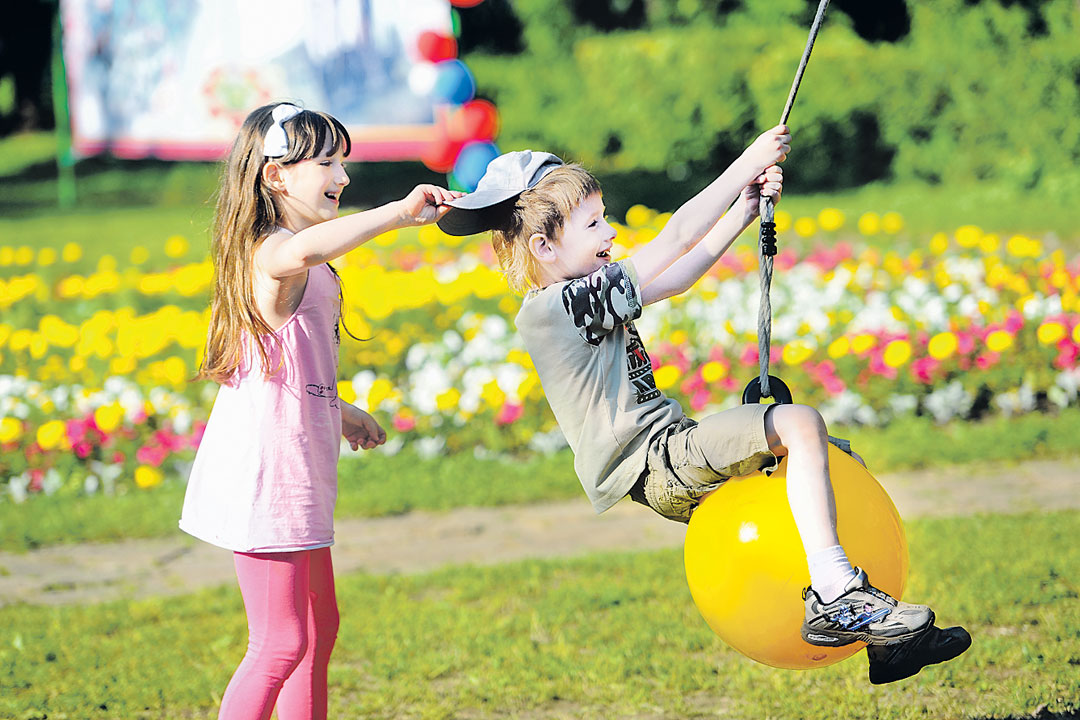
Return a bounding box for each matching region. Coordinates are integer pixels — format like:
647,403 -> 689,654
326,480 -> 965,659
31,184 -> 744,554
751,0 -> 831,404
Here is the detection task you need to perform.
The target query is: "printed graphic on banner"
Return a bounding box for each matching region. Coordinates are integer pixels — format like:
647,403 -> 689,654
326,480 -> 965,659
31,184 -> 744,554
58,0 -> 454,160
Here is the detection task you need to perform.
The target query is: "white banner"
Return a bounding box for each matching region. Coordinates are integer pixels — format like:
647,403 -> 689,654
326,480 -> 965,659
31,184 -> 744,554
59,0 -> 453,160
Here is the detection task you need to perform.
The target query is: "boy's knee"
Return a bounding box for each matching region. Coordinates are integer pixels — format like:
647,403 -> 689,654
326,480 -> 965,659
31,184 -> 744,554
768,404 -> 827,449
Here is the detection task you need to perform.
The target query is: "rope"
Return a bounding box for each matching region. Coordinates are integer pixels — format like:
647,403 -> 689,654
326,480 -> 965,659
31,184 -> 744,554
756,0 -> 831,398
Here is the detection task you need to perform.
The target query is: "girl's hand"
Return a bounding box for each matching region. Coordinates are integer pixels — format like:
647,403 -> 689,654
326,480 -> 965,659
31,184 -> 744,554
341,403 -> 386,451
397,185 -> 465,225
743,125 -> 791,171
740,164 -> 784,220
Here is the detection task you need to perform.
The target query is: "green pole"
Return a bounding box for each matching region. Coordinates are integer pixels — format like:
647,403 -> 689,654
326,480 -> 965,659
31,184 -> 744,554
50,6 -> 76,209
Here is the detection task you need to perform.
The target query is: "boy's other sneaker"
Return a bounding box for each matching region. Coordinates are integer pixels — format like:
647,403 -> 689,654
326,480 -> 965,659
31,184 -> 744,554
801,568 -> 934,647
866,624 -> 972,685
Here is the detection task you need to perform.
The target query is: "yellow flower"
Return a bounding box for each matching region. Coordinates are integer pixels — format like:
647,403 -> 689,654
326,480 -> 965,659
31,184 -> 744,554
135,465 -> 164,489
94,403 -> 125,433
985,330 -> 1013,353
669,330 -> 689,346
817,208 -> 844,232
827,337 -> 850,359
481,379 -> 506,409
60,242 -> 82,263
367,378 -> 394,409
929,232 -> 949,255
0,417 -> 21,444
979,234 -> 1000,254
857,212 -> 881,236
701,361 -> 727,383
338,380 -> 357,404
851,333 -> 877,354
36,420 -> 67,450
955,225 -> 982,249
1074,324 -> 1080,345
927,332 -> 959,360
782,341 -> 814,366
882,340 -> 912,368
1037,321 -> 1066,345
880,212 -> 904,234
130,246 -> 150,264
164,235 -> 190,258
774,210 -> 792,233
625,204 -> 655,229
653,365 -> 680,390
793,217 -> 817,238
37,247 -> 58,266
435,388 -> 461,412
14,246 -> 34,265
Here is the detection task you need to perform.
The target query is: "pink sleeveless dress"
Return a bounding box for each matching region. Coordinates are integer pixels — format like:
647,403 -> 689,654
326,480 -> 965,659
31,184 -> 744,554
180,264 -> 343,552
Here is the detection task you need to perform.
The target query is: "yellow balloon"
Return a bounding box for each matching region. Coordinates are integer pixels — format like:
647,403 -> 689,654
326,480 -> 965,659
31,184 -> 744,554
684,444 -> 909,670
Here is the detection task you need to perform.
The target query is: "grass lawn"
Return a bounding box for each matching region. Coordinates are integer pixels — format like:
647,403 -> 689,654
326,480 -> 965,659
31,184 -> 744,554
0,511 -> 1076,719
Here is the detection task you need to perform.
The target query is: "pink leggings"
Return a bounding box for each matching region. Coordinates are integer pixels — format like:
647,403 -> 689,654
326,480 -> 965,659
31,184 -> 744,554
218,547 -> 339,720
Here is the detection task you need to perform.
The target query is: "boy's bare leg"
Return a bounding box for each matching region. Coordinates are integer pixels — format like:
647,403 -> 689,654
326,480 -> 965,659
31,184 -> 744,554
763,404 -> 839,554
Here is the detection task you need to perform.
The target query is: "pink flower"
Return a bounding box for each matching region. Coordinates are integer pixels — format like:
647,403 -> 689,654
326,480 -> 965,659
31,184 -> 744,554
391,413 -> 416,433
911,356 -> 940,384
975,352 -> 999,370
1055,342 -> 1079,370
689,389 -> 710,412
495,402 -> 524,426
135,444 -> 169,467
73,440 -> 94,459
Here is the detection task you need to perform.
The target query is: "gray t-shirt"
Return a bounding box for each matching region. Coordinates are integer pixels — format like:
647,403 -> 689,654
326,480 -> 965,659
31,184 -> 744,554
516,260 -> 685,512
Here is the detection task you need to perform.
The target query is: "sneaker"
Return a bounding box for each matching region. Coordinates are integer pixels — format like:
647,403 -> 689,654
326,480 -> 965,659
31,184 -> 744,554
867,625 -> 972,684
801,568 -> 934,647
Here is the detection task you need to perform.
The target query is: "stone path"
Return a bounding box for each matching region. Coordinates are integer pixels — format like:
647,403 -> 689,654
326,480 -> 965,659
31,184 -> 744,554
1,457 -> 1077,607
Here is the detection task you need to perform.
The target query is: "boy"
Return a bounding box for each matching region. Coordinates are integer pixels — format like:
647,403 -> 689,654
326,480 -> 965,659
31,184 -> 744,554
436,127 -> 970,683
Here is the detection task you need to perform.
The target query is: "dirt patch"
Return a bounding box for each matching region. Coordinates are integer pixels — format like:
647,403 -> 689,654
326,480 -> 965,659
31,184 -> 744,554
1,456 -> 1077,607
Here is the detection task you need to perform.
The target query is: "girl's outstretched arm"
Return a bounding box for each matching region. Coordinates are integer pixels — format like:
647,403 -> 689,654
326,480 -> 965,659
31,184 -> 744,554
629,126 -> 789,288
258,185 -> 461,278
640,165 -> 783,305
341,400 -> 386,451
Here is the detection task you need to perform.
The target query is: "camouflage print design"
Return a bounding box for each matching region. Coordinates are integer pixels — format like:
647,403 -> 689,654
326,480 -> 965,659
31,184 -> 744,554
560,262 -> 640,346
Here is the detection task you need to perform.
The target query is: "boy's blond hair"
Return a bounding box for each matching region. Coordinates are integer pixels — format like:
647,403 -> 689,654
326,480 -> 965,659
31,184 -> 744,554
491,164 -> 602,294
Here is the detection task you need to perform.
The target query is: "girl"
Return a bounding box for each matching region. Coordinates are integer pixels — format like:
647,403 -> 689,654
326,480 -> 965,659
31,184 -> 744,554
179,102 -> 460,719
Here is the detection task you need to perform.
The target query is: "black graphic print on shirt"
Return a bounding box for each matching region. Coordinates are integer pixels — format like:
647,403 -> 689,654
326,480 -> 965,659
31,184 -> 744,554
561,262 -> 639,346
306,382 -> 339,409
625,322 -> 661,404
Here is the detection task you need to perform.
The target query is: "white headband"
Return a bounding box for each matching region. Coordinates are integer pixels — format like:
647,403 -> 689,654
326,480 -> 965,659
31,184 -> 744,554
263,104 -> 302,158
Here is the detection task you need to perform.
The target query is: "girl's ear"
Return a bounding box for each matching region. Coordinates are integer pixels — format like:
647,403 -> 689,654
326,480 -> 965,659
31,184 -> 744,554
261,161 -> 287,193
528,233 -> 556,264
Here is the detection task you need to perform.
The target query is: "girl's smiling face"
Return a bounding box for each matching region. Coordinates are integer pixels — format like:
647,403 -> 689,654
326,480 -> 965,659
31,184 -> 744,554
536,192 -> 617,284
270,140 -> 350,231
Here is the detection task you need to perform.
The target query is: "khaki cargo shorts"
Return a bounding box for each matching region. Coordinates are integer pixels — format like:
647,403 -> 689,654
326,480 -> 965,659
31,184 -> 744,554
628,404 -> 779,523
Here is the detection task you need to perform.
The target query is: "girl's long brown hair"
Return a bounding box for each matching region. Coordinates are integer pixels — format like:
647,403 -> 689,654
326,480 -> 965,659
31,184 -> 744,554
198,102 -> 352,384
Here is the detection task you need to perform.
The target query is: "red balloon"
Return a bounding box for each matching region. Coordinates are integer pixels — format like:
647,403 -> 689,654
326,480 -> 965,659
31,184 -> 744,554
446,100 -> 500,142
421,132 -> 464,173
450,0 -> 485,6
417,31 -> 457,63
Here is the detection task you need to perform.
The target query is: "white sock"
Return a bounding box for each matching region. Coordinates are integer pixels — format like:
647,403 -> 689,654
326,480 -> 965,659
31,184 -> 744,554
807,545 -> 857,603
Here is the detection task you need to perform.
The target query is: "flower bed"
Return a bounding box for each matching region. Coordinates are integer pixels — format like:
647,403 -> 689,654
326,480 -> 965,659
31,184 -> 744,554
1,207 -> 1078,501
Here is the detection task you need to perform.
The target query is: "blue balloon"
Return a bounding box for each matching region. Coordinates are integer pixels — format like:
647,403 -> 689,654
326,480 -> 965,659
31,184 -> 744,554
432,59 -> 476,105
453,141 -> 501,192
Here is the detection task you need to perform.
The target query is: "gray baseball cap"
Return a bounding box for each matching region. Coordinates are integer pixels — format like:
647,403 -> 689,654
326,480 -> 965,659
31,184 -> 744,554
437,150 -> 564,236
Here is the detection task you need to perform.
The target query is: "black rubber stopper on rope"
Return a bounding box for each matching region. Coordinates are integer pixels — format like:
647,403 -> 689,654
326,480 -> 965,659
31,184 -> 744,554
759,220 -> 778,257
741,375 -> 793,405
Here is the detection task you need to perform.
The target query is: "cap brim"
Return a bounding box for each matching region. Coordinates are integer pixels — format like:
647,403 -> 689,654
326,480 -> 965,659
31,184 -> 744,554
437,194 -> 521,236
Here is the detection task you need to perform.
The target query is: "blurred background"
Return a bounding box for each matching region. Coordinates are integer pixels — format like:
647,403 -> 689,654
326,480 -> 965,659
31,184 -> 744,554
2,2 -> 1079,719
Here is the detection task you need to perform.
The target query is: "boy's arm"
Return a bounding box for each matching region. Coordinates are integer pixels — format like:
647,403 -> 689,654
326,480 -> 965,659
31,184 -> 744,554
628,125 -> 789,288
639,166 -> 782,306
257,185 -> 460,279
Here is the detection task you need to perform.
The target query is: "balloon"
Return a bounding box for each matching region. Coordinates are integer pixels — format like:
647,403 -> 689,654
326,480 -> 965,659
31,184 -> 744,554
450,0 -> 485,6
417,31 -> 457,63
683,445 -> 909,670
446,99 -> 500,142
421,131 -> 465,173
453,141 -> 500,191
432,59 -> 476,105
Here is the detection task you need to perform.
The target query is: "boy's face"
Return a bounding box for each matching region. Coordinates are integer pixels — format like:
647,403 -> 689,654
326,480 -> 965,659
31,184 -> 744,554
537,192 -> 617,284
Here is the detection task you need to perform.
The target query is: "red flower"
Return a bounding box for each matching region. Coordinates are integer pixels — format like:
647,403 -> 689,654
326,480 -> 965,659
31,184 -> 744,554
495,402 -> 523,426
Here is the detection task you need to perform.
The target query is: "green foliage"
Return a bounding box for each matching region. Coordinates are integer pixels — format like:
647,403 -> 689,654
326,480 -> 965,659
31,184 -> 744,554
466,0 -> 1080,194
1,511 -> 1076,718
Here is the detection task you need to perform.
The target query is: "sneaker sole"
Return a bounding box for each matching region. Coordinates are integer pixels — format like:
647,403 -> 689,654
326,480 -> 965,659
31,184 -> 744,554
867,625 -> 972,684
801,610 -> 936,647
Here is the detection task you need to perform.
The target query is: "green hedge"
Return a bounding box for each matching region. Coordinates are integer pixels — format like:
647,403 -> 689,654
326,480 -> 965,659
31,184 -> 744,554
465,0 -> 1080,194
